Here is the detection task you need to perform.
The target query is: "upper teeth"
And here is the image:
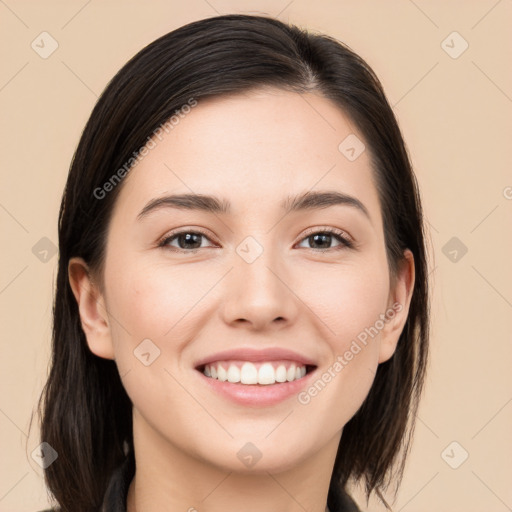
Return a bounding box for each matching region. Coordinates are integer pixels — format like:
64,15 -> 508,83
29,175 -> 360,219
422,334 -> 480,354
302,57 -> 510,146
203,361 -> 307,385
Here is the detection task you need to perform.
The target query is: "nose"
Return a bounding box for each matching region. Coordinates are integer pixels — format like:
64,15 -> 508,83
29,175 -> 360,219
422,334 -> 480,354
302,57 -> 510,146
220,246 -> 299,331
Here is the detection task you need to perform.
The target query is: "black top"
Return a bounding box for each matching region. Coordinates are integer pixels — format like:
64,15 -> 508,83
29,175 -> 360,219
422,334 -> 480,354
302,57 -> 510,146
39,452 -> 361,511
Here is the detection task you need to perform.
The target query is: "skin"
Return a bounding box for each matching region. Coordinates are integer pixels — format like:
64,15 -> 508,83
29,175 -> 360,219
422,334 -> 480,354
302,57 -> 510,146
69,88 -> 414,512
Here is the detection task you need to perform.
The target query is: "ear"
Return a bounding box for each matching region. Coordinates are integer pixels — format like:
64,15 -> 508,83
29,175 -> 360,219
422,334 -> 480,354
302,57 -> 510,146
68,257 -> 115,360
378,249 -> 415,363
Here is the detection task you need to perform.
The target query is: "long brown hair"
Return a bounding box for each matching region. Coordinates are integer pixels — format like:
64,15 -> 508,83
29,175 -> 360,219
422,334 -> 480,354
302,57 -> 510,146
32,13 -> 430,511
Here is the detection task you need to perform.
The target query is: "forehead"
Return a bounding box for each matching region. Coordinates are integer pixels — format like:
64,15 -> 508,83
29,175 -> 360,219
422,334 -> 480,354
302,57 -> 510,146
112,88 -> 381,222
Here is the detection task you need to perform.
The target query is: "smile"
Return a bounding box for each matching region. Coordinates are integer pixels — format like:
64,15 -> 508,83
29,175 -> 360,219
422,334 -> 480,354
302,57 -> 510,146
202,360 -> 310,385
194,347 -> 318,406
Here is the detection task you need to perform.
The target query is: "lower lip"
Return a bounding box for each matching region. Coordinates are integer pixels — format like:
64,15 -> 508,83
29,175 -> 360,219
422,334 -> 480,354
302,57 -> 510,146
196,368 -> 317,406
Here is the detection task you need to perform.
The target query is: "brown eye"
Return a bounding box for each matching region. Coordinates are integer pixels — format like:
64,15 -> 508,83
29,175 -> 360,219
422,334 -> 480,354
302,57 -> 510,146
297,229 -> 354,251
159,230 -> 215,252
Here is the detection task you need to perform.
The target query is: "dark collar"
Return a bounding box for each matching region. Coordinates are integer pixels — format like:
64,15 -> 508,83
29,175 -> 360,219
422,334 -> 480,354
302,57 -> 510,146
101,452 -> 135,512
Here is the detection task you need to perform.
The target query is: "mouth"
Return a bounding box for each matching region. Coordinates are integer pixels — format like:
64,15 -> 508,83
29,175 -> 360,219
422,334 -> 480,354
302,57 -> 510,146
193,347 -> 318,406
196,360 -> 317,385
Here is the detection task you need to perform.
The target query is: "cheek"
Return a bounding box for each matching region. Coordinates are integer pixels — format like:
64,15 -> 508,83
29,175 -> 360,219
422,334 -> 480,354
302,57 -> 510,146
295,257 -> 390,347
106,260 -> 205,346
103,252 -> 226,387
103,259 -> 210,425
286,260 -> 390,424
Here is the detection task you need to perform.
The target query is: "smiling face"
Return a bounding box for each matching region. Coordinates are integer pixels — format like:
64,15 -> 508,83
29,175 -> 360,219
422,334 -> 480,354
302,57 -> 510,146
69,87 -> 414,476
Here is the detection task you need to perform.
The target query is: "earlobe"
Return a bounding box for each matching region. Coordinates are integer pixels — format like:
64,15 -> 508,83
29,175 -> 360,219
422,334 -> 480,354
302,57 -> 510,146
378,249 -> 415,363
68,257 -> 115,360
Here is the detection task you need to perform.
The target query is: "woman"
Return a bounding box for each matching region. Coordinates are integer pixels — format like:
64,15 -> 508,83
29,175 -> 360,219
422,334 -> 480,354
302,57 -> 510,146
34,13 -> 430,512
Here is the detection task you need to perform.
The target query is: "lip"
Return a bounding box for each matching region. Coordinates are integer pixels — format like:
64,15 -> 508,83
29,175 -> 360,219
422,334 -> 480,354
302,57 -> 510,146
196,366 -> 318,407
194,347 -> 317,369
194,347 -> 318,407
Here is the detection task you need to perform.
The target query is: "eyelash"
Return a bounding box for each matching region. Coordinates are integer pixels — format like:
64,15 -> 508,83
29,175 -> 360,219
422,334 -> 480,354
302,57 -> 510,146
157,227 -> 355,253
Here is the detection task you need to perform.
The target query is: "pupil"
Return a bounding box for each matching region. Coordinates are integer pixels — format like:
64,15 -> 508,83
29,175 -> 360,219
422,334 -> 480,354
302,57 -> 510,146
179,233 -> 201,249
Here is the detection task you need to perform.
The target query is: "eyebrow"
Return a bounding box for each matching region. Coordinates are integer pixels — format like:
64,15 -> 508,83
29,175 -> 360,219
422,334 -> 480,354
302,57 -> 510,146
137,190 -> 370,221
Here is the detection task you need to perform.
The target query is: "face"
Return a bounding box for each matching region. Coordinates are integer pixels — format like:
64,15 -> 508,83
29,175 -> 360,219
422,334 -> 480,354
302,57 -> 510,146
70,88 -> 414,475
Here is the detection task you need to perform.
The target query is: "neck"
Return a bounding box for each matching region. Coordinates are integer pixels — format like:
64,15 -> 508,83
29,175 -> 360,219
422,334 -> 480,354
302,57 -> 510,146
126,408 -> 339,512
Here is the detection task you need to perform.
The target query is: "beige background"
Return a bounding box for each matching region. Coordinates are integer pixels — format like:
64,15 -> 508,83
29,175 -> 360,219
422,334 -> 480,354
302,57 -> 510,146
1,1 -> 511,511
